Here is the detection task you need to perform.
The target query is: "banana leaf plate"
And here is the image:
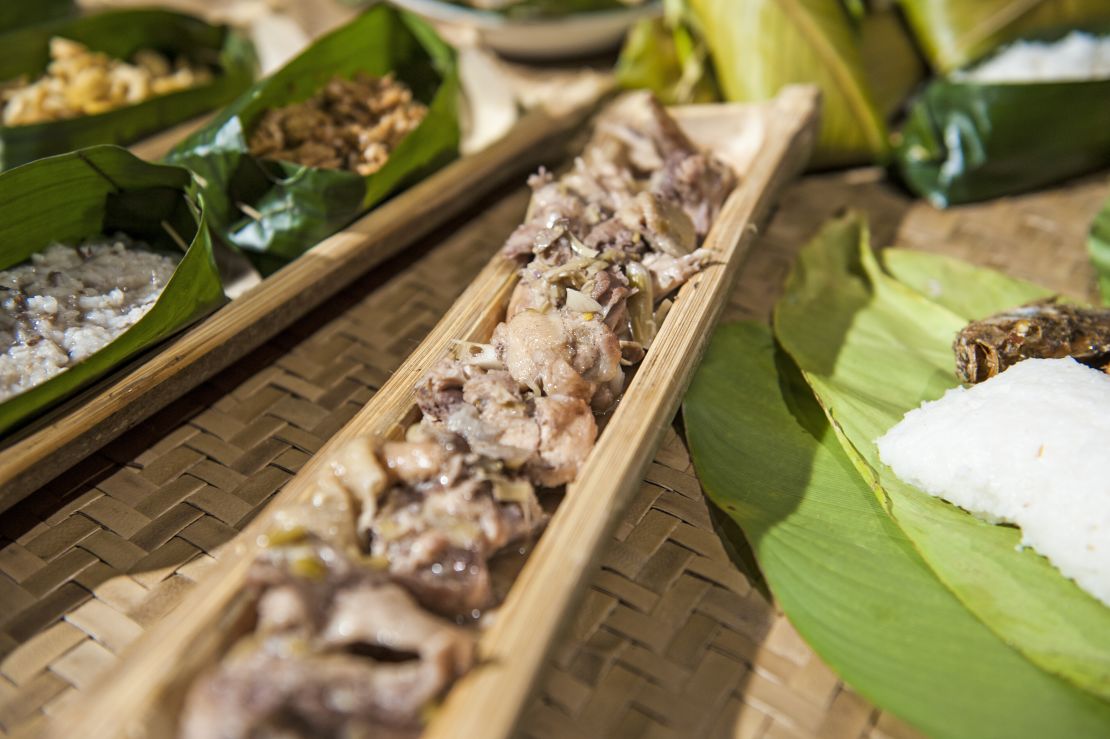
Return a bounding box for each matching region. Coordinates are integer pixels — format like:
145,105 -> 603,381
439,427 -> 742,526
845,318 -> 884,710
0,145 -> 223,437
0,8 -> 256,171
166,4 -> 460,272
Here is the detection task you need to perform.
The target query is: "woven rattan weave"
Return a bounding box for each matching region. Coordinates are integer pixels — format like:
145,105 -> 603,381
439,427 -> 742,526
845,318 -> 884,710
1,165 -> 1105,738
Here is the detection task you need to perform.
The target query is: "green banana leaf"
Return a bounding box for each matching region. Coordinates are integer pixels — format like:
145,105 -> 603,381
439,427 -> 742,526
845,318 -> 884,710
0,0 -> 74,34
615,16 -> 720,105
0,146 -> 224,436
1089,191 -> 1110,304
772,213 -> 1110,700
166,5 -> 459,271
687,0 -> 888,168
894,71 -> 1110,207
685,322 -> 1110,737
0,9 -> 257,171
899,0 -> 1110,73
857,6 -> 926,120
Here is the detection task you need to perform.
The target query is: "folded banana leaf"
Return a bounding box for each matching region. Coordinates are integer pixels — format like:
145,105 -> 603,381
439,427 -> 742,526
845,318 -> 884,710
773,213 -> 1110,700
685,321 -> 1110,737
0,0 -> 74,34
615,16 -> 720,105
166,5 -> 459,271
899,0 -> 1110,73
0,9 -> 256,171
0,146 -> 223,436
1088,191 -> 1110,303
894,69 -> 1110,207
686,0 -> 891,167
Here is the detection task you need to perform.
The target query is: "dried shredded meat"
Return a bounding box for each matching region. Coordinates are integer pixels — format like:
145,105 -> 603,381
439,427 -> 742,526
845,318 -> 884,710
247,72 -> 427,176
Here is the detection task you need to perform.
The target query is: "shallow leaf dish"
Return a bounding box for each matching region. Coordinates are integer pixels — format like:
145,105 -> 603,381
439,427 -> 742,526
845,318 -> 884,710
166,5 -> 460,272
0,9 -> 256,171
0,145 -> 223,436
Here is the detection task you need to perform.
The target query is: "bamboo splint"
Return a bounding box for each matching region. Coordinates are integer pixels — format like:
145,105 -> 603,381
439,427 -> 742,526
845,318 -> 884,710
0,99 -> 601,513
52,86 -> 820,739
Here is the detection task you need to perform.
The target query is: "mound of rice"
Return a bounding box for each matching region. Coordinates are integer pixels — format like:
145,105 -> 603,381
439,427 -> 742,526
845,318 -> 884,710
957,31 -> 1110,83
0,234 -> 179,402
877,357 -> 1110,606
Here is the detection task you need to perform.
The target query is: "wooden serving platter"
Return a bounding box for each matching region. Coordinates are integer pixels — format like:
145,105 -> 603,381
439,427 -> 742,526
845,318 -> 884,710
52,86 -> 819,739
0,99 -> 601,513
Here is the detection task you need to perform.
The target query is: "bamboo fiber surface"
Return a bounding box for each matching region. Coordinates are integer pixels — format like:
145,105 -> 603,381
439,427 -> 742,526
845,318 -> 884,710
1,164 -> 1107,738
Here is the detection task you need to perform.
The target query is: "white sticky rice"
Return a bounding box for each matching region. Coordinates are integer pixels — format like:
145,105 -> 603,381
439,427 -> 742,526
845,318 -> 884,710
877,357 -> 1110,606
956,31 -> 1110,83
0,234 -> 179,402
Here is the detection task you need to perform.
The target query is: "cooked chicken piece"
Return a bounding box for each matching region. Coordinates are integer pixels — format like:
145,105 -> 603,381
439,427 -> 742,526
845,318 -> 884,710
314,436 -> 389,541
321,582 -> 473,671
368,476 -> 543,615
581,216 -> 644,256
415,359 -> 467,423
416,359 -> 597,485
493,309 -> 623,410
180,538 -> 473,739
180,636 -> 460,739
381,440 -> 452,486
528,395 -> 598,486
643,248 -> 713,298
618,190 -> 698,257
651,150 -> 735,238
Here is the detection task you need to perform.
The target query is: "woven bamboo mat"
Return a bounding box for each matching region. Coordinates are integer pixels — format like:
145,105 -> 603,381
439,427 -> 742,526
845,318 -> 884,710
1,166 -> 1107,739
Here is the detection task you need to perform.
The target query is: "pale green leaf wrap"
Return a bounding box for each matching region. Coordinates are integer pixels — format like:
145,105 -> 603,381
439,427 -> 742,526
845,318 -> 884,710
166,5 -> 459,272
685,321 -> 1110,736
899,0 -> 1110,73
772,213 -> 1110,700
688,0 -> 887,167
0,146 -> 224,436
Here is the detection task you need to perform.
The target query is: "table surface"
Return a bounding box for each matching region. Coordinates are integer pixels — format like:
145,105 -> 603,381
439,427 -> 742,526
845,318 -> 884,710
1,161 -> 1104,738
2,5 -> 1108,735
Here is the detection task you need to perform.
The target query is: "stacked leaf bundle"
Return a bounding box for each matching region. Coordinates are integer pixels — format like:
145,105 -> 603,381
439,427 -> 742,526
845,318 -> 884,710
686,215 -> 1110,736
895,25 -> 1110,206
167,5 -> 460,273
617,0 -> 1110,203
0,146 -> 223,436
0,9 -> 256,170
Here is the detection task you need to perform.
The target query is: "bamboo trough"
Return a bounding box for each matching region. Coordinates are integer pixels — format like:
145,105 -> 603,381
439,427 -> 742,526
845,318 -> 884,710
52,86 -> 820,739
0,98 -> 601,513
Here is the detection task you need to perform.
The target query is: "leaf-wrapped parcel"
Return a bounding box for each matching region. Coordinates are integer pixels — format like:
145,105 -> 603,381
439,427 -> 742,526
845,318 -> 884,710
0,0 -> 74,34
0,146 -> 224,436
685,0 -> 891,168
166,5 -> 460,272
899,0 -> 1110,73
894,39 -> 1110,207
0,9 -> 257,171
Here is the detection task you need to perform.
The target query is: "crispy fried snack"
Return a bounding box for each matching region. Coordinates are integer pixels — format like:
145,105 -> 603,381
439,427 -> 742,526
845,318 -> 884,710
954,299 -> 1110,383
1,37 -> 212,126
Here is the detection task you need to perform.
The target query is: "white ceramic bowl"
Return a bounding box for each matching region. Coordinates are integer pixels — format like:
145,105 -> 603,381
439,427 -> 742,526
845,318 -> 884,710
390,0 -> 662,59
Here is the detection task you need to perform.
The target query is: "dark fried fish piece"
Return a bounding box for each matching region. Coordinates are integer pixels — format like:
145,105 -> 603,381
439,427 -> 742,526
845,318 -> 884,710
954,299 -> 1110,384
